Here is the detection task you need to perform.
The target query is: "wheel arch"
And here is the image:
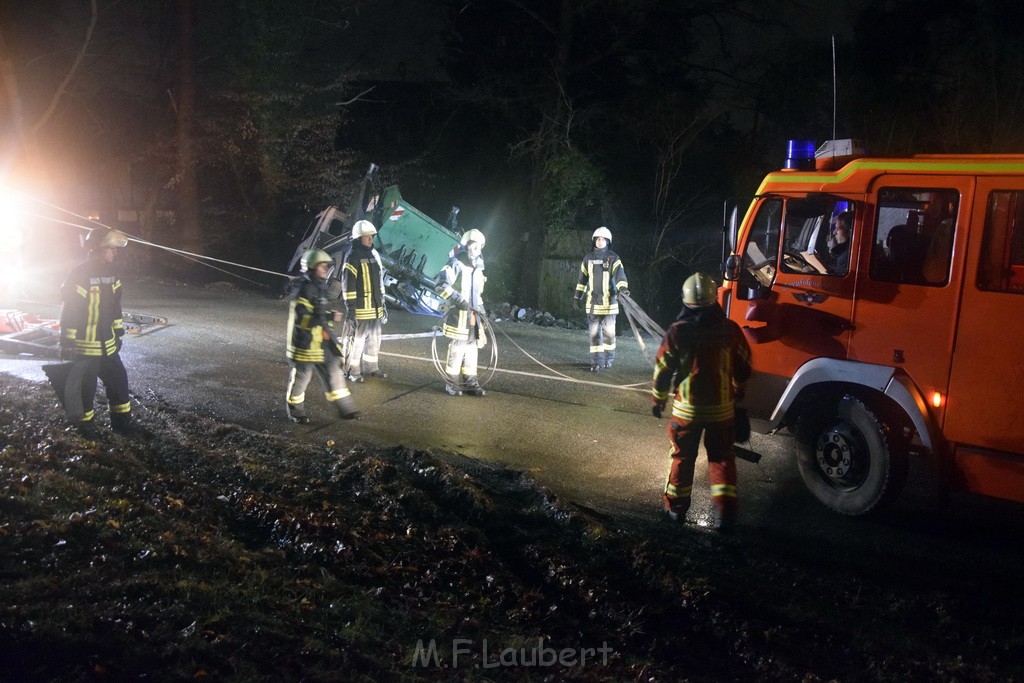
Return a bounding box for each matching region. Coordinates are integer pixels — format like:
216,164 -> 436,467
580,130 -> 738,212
767,357 -> 941,455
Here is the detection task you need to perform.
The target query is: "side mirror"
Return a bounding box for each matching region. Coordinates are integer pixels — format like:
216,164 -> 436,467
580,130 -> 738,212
722,254 -> 742,281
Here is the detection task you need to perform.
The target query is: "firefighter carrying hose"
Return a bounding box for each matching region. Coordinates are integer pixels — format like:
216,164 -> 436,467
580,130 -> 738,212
48,228 -> 145,437
341,220 -> 388,382
434,228 -> 487,397
651,273 -> 751,532
285,249 -> 359,423
573,226 -> 629,371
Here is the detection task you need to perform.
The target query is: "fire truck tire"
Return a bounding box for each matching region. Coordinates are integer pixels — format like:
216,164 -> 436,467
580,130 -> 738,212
796,395 -> 909,516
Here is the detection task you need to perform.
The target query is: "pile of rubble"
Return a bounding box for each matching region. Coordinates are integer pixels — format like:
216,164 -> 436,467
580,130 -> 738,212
488,302 -> 583,329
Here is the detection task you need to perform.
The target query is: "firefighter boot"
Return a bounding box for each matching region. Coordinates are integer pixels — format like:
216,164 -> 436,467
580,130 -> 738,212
75,419 -> 102,439
445,375 -> 462,396
463,376 -> 486,397
663,494 -> 690,525
287,404 -> 310,425
334,396 -> 360,420
712,507 -> 736,534
111,412 -> 152,438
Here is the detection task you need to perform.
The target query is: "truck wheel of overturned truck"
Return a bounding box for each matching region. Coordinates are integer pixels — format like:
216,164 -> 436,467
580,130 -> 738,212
796,395 -> 909,516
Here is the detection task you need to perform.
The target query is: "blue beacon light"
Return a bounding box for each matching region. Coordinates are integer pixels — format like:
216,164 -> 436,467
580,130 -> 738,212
784,139 -> 816,170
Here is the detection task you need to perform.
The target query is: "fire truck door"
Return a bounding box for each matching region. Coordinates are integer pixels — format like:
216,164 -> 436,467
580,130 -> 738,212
730,195 -> 857,418
848,180 -> 970,422
945,178 -> 1024,456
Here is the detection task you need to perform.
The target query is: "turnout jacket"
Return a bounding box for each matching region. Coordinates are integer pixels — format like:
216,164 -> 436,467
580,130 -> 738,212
435,248 -> 485,340
341,241 -> 386,321
286,274 -> 341,363
575,247 -> 628,315
60,255 -> 125,358
652,305 -> 752,422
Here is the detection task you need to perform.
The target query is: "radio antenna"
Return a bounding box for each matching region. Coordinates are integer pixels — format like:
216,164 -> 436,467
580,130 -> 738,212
831,34 -> 837,141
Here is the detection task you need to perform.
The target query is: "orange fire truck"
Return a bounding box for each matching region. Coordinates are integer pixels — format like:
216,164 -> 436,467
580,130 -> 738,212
721,140 -> 1024,515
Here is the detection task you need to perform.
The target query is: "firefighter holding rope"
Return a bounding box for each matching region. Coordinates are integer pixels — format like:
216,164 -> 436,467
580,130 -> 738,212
434,229 -> 488,397
573,226 -> 629,371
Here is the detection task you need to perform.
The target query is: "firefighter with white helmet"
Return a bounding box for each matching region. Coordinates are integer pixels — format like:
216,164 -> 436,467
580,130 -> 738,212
50,227 -> 145,436
573,226 -> 629,371
341,219 -> 388,382
285,248 -> 359,423
434,228 -> 487,396
651,272 -> 752,532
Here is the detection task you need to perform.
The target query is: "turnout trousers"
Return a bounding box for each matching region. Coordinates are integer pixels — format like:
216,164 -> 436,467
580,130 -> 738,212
286,359 -> 350,417
662,416 -> 738,521
445,334 -> 479,382
587,313 -> 617,366
346,319 -> 383,378
70,354 -> 132,426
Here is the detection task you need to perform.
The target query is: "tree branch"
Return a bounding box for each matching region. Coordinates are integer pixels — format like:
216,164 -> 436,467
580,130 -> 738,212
31,0 -> 98,136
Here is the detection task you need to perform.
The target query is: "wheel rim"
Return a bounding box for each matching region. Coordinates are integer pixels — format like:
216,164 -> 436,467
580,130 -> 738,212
813,421 -> 868,488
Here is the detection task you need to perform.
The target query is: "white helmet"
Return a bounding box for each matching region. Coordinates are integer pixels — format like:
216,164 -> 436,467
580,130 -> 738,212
351,219 -> 377,239
593,226 -> 612,242
460,228 -> 486,247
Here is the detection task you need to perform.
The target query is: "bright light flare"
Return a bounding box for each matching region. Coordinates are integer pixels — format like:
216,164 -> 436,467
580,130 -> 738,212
930,391 -> 943,409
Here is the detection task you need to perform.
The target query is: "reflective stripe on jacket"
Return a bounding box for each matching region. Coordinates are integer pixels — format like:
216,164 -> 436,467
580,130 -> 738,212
342,243 -> 386,321
575,248 -> 628,316
652,306 -> 752,422
60,257 -> 124,358
435,249 -> 485,340
286,275 -> 340,363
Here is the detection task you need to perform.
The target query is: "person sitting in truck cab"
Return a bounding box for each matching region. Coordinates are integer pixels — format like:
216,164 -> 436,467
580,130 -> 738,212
827,211 -> 853,275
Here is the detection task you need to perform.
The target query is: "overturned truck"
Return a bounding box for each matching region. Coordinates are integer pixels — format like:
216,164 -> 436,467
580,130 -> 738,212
288,166 -> 461,316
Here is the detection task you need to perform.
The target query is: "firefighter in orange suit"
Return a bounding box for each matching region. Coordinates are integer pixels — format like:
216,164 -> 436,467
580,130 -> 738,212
651,272 -> 752,532
341,220 -> 388,382
573,226 -> 629,371
435,228 -> 487,397
285,249 -> 359,423
54,228 -> 142,436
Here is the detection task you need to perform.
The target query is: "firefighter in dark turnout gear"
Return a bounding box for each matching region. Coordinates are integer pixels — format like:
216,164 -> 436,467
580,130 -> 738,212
54,228 -> 140,436
573,227 -> 629,371
435,229 -> 487,396
651,273 -> 752,532
285,249 -> 359,423
341,220 -> 388,382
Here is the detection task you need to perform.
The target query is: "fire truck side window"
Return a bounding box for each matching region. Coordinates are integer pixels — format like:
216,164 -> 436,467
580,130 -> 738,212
978,191 -> 1024,294
779,196 -> 853,276
870,188 -> 958,286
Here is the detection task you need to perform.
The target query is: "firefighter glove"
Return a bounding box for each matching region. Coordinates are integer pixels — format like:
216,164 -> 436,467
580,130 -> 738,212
452,293 -> 470,311
620,288 -> 630,298
572,297 -> 581,311
651,402 -> 664,419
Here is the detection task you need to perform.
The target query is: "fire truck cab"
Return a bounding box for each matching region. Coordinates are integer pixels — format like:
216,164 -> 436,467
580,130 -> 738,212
722,140 -> 1024,515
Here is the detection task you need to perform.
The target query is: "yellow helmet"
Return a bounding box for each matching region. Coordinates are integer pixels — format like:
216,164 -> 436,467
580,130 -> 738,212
592,226 -> 612,242
682,272 -> 718,307
351,219 -> 377,239
85,228 -> 129,251
460,228 -> 485,247
300,248 -> 333,273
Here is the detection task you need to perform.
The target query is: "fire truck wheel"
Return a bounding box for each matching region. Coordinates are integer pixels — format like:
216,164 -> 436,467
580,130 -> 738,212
795,395 -> 909,516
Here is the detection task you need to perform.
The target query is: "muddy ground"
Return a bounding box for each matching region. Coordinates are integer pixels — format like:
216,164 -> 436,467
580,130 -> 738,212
1,374 -> 1022,682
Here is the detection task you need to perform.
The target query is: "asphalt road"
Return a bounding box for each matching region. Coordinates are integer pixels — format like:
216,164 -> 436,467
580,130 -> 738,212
5,279 -> 1024,564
